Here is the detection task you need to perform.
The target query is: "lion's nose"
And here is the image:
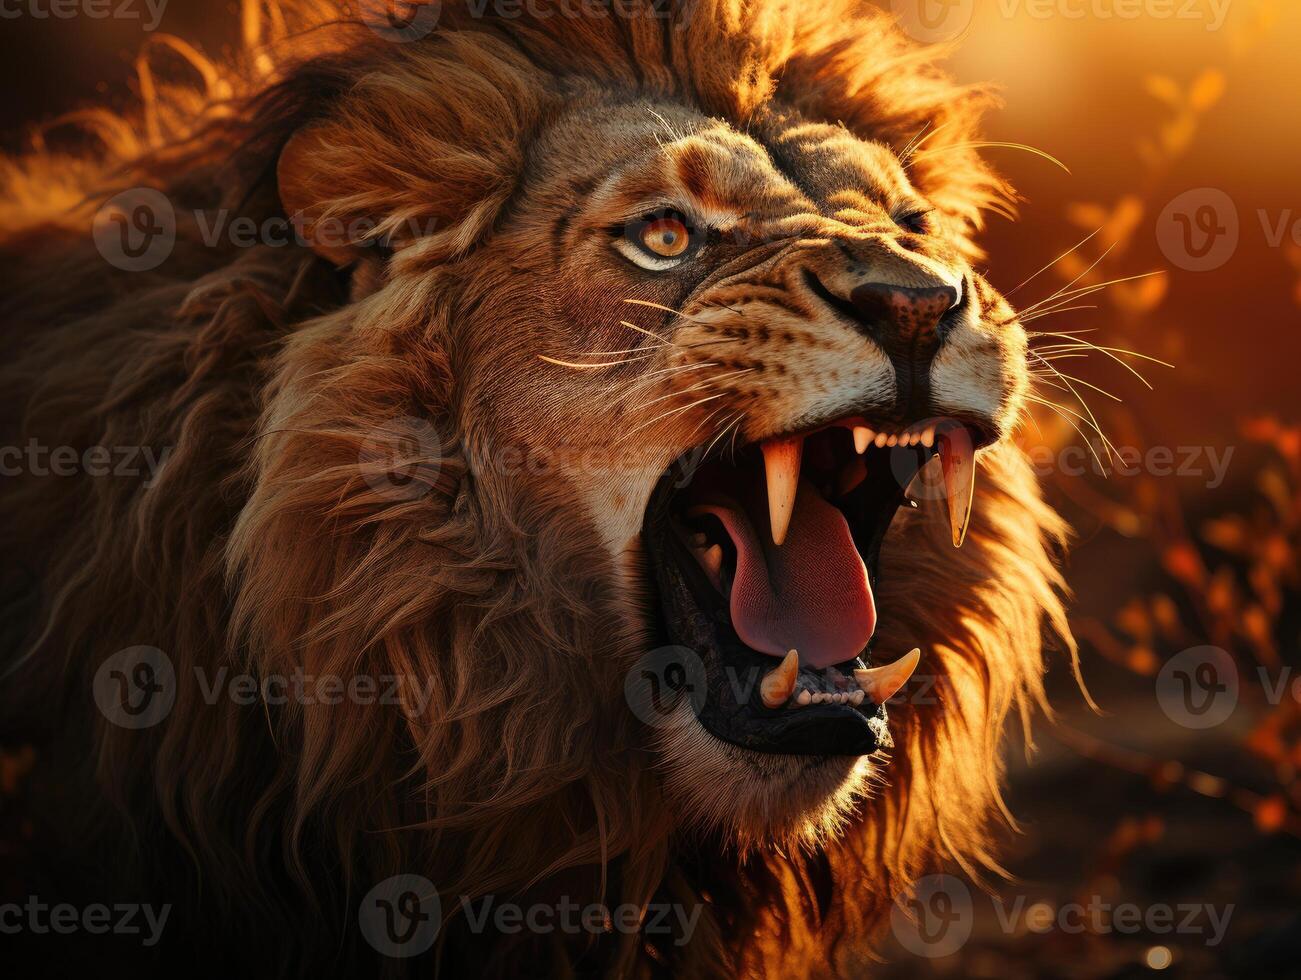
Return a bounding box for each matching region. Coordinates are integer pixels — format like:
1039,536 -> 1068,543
845,280 -> 959,416
847,281 -> 959,351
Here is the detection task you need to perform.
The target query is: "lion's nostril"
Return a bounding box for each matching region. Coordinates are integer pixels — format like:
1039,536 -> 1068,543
847,282 -> 958,345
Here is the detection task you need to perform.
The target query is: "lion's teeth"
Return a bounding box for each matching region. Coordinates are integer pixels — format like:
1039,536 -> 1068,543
874,431 -> 888,448
850,690 -> 865,706
853,426 -> 873,454
696,543 -> 725,593
760,649 -> 800,708
853,648 -> 921,704
937,426 -> 976,548
796,689 -> 812,706
760,436 -> 802,547
920,425 -> 936,449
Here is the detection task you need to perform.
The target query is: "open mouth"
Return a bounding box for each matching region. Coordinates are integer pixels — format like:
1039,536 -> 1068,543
641,416 -> 987,756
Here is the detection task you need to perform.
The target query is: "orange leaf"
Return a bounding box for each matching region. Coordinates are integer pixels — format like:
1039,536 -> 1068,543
1144,74 -> 1182,106
1163,542 -> 1206,588
1254,795 -> 1287,834
1188,70 -> 1227,111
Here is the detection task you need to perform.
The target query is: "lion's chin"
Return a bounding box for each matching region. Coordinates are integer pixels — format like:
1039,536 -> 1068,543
655,704 -> 875,851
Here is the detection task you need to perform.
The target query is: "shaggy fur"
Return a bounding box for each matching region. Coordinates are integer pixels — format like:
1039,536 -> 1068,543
0,2 -> 1075,976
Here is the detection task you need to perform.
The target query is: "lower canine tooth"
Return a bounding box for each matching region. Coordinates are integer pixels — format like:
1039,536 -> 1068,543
760,649 -> 800,708
853,648 -> 921,704
698,543 -> 724,593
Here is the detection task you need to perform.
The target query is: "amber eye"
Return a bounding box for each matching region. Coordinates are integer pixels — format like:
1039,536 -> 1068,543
640,216 -> 692,257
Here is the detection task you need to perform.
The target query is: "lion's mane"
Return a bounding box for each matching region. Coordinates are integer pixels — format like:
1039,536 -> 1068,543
0,2 -> 1074,976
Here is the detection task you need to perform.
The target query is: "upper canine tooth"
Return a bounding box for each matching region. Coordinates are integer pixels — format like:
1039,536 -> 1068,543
853,426 -> 873,454
760,649 -> 800,708
853,648 -> 921,704
761,436 -> 803,546
937,426 -> 976,548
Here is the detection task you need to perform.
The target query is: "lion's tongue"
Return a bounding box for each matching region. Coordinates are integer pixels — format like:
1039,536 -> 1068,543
695,480 -> 875,669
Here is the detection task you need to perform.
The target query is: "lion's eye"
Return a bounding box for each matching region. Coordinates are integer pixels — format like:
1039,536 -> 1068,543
895,206 -> 934,236
641,216 -> 691,257
615,209 -> 701,271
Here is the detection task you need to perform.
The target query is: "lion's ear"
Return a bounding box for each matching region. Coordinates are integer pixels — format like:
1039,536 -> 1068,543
277,125 -> 366,267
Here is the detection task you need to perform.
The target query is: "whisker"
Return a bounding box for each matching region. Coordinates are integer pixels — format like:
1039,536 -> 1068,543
1024,395 -> 1110,471
1028,327 -> 1099,338
1023,271 -> 1166,319
1052,372 -> 1124,402
702,411 -> 745,462
625,391 -> 731,438
1019,243 -> 1118,316
623,298 -> 704,320
1019,304 -> 1098,324
1007,227 -> 1102,297
912,140 -> 1071,174
538,352 -> 658,370
1033,336 -> 1176,368
1028,350 -> 1118,463
628,368 -> 755,412
619,320 -> 671,344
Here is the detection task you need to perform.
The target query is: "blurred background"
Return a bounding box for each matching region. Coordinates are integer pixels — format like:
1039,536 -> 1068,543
0,1 -> 1297,976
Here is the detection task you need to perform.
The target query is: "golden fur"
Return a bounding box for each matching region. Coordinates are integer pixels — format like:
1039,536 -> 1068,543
0,2 -> 1075,975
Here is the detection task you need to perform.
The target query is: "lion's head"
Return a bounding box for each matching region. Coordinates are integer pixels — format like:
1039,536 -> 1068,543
0,1 -> 1075,975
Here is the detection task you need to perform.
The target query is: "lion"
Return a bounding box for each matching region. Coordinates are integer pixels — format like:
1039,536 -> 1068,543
0,1 -> 1078,976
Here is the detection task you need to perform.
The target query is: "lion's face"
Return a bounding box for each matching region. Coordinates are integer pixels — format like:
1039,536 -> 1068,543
429,94 -> 1029,846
